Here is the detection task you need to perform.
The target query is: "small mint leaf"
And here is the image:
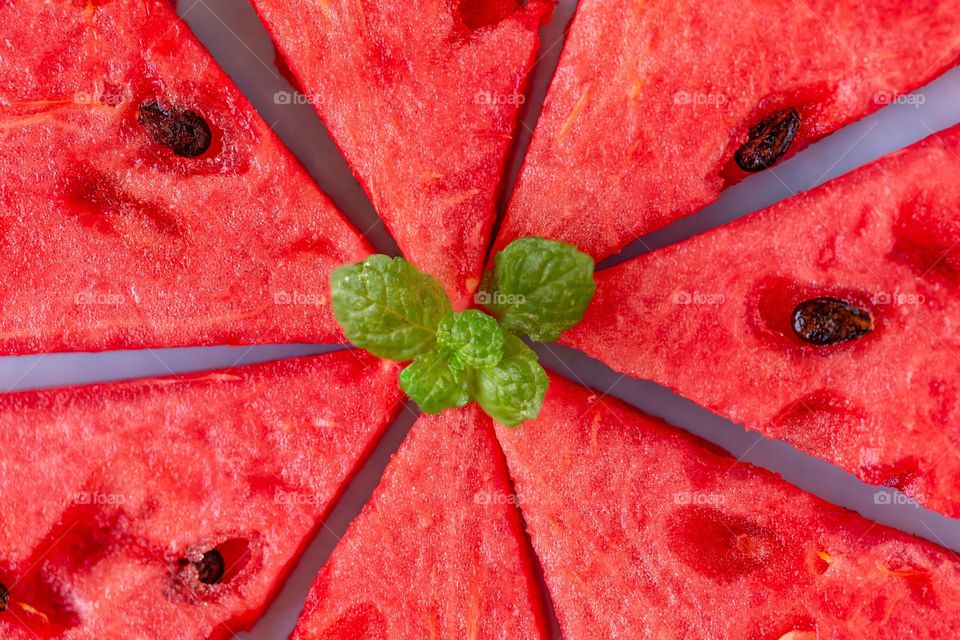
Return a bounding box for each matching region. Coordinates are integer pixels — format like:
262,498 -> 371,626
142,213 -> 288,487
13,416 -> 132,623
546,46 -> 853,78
436,309 -> 504,369
471,333 -> 548,427
480,238 -> 596,343
331,255 -> 451,361
399,350 -> 470,414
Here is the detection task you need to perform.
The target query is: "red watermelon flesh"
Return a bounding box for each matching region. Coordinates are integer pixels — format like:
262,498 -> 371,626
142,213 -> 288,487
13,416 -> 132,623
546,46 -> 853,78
494,0 -> 960,260
250,0 -> 553,308
562,124 -> 960,519
0,0 -> 371,355
497,374 -> 960,639
289,404 -> 549,640
0,351 -> 404,640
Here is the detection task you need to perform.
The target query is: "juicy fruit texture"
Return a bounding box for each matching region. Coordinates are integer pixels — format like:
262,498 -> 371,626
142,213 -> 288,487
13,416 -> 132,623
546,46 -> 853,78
497,375 -> 960,639
290,405 -> 548,640
562,125 -> 960,518
0,352 -> 404,640
251,0 -> 553,308
0,0 -> 371,355
495,0 -> 960,260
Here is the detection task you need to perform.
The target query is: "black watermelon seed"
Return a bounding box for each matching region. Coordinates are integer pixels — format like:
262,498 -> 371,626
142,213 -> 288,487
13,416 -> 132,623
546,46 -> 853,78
138,100 -> 212,158
0,582 -> 9,613
792,297 -> 874,346
194,549 -> 225,585
735,108 -> 801,172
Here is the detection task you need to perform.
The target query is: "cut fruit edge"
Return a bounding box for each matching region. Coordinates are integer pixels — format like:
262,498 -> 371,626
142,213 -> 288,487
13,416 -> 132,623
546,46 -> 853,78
493,0 -> 960,262
0,0 -> 375,356
0,351 -> 405,639
561,121 -> 960,521
249,0 -> 555,309
289,404 -> 551,640
496,373 -> 960,639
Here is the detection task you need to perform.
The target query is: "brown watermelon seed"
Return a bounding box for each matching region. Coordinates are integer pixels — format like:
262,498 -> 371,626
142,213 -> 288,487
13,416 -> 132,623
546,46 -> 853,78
0,583 -> 8,612
138,100 -> 212,158
734,108 -> 801,172
792,297 -> 873,346
194,549 -> 226,585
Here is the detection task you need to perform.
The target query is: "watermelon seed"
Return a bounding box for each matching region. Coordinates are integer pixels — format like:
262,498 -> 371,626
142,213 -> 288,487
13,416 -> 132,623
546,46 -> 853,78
0,583 -> 8,612
734,108 -> 801,172
194,549 -> 226,585
792,297 -> 873,346
138,100 -> 212,158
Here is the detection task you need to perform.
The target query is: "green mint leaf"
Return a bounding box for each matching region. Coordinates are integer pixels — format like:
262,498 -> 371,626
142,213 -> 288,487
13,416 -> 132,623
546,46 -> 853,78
331,255 -> 451,361
471,332 -> 548,427
479,238 -> 596,343
436,309 -> 504,368
399,350 -> 470,414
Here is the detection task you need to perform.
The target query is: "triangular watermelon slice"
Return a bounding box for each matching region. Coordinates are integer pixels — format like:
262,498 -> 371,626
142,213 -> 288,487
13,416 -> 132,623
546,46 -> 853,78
250,0 -> 553,308
290,404 -> 549,639
495,0 -> 960,260
0,351 -> 403,639
497,374 -> 960,639
0,0 -> 371,355
562,124 -> 960,518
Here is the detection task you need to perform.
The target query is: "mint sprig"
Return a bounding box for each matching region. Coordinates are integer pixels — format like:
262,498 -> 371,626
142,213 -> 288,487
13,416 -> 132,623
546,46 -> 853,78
472,333 -> 548,427
330,239 -> 596,427
330,255 -> 450,361
399,349 -> 470,413
437,309 -> 504,368
479,237 -> 596,343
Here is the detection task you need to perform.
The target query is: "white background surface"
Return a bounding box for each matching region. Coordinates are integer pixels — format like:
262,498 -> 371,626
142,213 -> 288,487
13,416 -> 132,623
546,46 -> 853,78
3,1 -> 960,637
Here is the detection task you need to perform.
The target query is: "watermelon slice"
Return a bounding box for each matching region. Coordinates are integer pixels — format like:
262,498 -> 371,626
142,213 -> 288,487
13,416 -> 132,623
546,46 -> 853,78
290,404 -> 549,639
495,0 -> 960,260
0,0 -> 371,355
497,374 -> 960,639
562,124 -> 960,518
0,351 -> 403,639
250,0 -> 553,308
